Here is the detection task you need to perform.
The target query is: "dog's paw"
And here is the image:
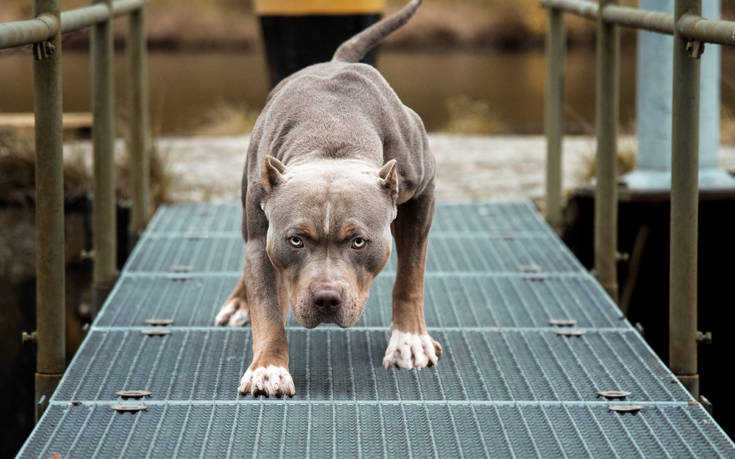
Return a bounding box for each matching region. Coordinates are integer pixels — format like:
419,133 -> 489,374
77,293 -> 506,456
238,365 -> 295,397
214,300 -> 250,326
382,329 -> 442,370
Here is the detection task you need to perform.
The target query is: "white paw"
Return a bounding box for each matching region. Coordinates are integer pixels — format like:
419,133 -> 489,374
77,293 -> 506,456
214,301 -> 235,326
382,329 -> 441,370
238,365 -> 295,397
214,301 -> 250,326
228,308 -> 250,326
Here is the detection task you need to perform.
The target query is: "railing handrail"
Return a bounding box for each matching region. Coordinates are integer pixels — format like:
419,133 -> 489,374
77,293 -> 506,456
0,0 -> 150,422
0,13 -> 59,49
541,0 -> 735,44
0,0 -> 146,47
541,0 -> 733,401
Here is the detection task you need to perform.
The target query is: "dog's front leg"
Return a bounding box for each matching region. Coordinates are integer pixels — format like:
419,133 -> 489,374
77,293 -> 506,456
214,266 -> 250,326
383,188 -> 442,369
238,238 -> 295,397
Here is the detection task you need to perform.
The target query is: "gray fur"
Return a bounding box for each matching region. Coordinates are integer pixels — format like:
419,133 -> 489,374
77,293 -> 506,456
333,0 -> 422,63
219,0 -> 438,395
241,11 -> 435,326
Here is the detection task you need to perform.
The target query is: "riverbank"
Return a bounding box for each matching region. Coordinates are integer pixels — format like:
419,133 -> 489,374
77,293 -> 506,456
0,0 -> 649,52
4,1 -> 735,52
134,134 -> 735,204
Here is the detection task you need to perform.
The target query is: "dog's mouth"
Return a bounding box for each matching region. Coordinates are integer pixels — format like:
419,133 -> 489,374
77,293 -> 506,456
292,298 -> 365,329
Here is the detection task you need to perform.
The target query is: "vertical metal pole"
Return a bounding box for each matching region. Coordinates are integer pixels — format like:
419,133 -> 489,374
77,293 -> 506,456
128,6 -> 150,244
32,0 -> 65,422
670,0 -> 701,398
626,0 -> 729,190
91,0 -> 117,310
594,0 -> 620,303
544,7 -> 565,231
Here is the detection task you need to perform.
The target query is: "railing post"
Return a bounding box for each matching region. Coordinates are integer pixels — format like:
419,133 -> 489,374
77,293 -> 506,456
544,6 -> 565,231
32,0 -> 65,422
594,0 -> 620,302
91,0 -> 117,310
670,0 -> 701,398
128,5 -> 150,243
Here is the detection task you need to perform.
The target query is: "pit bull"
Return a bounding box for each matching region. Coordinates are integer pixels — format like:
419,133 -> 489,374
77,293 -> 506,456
214,0 -> 441,397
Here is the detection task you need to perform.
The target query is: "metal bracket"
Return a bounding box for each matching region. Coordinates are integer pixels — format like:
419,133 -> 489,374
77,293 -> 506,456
33,40 -> 55,61
112,404 -> 147,413
145,318 -> 174,326
699,395 -> 713,415
524,274 -> 547,282
116,390 -> 152,399
141,328 -> 171,336
696,331 -> 712,344
685,39 -> 705,59
609,405 -> 642,414
597,390 -> 631,400
549,319 -> 577,327
519,264 -> 542,273
556,328 -> 585,337
22,330 -> 38,343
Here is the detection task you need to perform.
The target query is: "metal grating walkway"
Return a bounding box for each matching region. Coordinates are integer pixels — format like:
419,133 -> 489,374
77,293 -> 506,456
18,202 -> 735,457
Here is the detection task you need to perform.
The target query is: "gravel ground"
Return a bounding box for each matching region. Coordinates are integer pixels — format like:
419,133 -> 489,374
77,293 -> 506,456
156,134 -> 735,204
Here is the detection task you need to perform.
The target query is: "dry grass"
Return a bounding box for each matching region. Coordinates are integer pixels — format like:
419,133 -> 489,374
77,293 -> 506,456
440,96 -> 505,134
382,0 -> 603,48
193,103 -> 259,137
116,143 -> 175,207
0,131 -> 173,207
723,119 -> 735,146
0,132 -> 88,204
722,107 -> 735,146
580,147 -> 638,182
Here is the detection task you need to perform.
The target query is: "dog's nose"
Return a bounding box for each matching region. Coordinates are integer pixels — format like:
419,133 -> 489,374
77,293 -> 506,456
312,287 -> 343,312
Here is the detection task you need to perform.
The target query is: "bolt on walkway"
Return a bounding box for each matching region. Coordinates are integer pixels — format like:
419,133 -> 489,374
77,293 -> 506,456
18,202 -> 735,457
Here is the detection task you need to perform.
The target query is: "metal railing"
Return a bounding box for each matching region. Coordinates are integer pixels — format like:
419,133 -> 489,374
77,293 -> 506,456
541,0 -> 735,398
0,0 -> 150,420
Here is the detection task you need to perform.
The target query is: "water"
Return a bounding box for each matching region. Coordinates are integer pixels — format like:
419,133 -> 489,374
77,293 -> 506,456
4,47 -> 734,136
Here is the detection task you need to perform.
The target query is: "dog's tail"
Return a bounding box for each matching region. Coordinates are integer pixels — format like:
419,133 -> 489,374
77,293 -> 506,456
332,0 -> 421,63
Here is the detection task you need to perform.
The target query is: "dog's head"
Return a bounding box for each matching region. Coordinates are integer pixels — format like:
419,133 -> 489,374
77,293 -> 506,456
260,156 -> 398,328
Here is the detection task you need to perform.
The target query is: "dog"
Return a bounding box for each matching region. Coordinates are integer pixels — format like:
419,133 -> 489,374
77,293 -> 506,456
214,0 -> 440,397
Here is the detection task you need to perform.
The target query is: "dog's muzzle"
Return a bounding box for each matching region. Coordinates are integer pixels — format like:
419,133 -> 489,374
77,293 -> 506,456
310,283 -> 345,314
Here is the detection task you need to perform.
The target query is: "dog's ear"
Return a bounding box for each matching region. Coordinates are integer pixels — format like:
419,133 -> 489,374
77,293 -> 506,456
378,159 -> 398,202
262,156 -> 287,193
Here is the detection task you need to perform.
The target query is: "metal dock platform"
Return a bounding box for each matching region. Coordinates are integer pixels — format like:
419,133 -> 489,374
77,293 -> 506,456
18,202 -> 735,457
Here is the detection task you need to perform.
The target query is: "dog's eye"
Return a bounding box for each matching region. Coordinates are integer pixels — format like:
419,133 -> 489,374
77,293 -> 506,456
288,236 -> 304,248
351,237 -> 366,249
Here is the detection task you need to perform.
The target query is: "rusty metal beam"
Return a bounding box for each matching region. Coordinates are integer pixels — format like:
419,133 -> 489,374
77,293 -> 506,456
544,7 -> 566,231
669,0 -> 701,399
91,0 -> 118,310
594,0 -> 620,303
32,0 -> 65,422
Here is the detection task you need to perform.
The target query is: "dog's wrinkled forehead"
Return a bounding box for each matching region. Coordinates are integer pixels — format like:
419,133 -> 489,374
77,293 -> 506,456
262,160 -> 396,234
